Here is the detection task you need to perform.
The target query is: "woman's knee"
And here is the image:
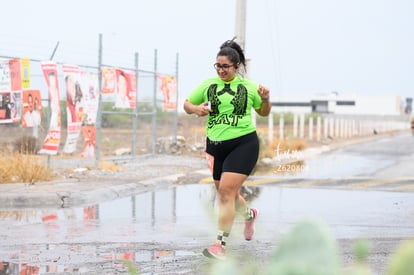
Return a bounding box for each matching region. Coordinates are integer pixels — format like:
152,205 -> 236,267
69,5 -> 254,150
217,186 -> 236,204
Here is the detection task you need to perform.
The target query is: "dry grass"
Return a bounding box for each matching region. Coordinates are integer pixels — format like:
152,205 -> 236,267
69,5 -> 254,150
272,138 -> 307,151
0,152 -> 54,184
98,161 -> 123,172
254,136 -> 307,176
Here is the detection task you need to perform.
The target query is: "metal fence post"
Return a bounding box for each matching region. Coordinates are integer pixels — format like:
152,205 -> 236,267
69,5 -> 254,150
173,52 -> 179,144
95,33 -> 103,167
299,113 -> 305,138
293,113 -> 298,138
131,53 -> 139,158
152,49 -> 158,155
309,117 -> 313,140
268,112 -> 274,143
131,52 -> 139,158
279,113 -> 284,140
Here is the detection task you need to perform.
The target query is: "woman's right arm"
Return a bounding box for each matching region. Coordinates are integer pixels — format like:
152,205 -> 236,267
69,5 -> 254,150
183,99 -> 210,116
183,99 -> 195,114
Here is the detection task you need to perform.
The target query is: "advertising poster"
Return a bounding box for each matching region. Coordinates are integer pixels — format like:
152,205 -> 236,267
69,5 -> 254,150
62,64 -> 82,154
79,70 -> 98,125
22,89 -> 42,128
0,90 -> 21,124
158,74 -> 177,111
38,62 -> 61,155
8,58 -> 30,91
0,58 -> 11,91
80,125 -> 96,158
21,58 -> 30,88
114,68 -> 136,109
101,67 -> 115,94
8,58 -> 22,91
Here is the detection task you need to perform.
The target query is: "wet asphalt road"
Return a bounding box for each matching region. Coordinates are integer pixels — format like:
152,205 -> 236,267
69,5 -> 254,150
274,132 -> 414,179
1,133 -> 414,274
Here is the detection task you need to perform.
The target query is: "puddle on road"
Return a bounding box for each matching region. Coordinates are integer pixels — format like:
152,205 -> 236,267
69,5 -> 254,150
1,184 -> 413,238
1,184 -> 414,273
0,243 -> 198,274
0,185 -> 215,274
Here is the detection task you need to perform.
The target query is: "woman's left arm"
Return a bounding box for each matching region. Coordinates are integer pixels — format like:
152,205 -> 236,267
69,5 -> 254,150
255,85 -> 271,116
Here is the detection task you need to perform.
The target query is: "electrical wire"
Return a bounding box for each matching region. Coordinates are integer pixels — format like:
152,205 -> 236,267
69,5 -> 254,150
265,0 -> 284,97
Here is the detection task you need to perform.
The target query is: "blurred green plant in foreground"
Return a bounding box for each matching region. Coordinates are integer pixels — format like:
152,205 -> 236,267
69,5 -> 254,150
387,240 -> 414,275
265,219 -> 341,275
123,218 -> 414,275
207,219 -> 414,275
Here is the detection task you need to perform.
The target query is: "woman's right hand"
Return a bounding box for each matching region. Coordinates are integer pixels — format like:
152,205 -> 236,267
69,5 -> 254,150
184,99 -> 211,116
196,101 -> 211,117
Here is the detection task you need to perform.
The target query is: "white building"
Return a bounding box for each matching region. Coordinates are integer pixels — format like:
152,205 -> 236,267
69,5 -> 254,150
271,93 -> 408,116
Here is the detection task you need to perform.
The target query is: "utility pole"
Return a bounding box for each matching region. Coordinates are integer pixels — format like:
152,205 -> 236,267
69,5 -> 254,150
235,0 -> 257,124
235,0 -> 247,50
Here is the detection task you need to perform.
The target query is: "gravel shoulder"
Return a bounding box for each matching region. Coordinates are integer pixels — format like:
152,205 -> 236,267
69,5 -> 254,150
0,154 -> 210,208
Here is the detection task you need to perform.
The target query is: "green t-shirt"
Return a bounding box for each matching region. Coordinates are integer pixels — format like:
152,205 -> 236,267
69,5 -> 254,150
188,75 -> 262,141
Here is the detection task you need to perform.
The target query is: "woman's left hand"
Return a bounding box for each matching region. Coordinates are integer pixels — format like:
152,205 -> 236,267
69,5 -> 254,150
258,85 -> 270,101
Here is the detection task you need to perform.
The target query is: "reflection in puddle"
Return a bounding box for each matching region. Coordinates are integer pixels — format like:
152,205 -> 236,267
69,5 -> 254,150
0,242 -> 199,274
0,185 -> 215,274
1,184 -> 414,273
0,262 -> 41,274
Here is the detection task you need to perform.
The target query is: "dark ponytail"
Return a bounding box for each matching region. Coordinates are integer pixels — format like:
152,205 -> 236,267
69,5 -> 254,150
217,37 -> 246,75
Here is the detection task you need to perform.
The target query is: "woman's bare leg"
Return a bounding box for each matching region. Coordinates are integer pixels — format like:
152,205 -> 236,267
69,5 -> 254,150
216,172 -> 248,232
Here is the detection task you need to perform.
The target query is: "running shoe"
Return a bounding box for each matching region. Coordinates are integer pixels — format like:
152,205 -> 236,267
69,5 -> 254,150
202,243 -> 226,260
244,207 -> 258,241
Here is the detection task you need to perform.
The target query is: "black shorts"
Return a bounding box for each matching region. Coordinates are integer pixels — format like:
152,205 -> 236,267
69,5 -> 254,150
205,131 -> 259,181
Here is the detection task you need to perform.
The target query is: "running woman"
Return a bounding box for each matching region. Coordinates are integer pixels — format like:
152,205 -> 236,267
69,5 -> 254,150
183,38 -> 271,260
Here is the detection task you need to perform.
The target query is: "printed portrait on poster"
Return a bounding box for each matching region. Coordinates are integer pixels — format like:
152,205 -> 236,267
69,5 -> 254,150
22,89 -> 42,127
114,69 -> 136,108
0,91 -> 21,124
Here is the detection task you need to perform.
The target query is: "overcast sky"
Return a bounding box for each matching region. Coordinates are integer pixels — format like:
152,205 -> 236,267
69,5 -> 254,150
1,0 -> 413,105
